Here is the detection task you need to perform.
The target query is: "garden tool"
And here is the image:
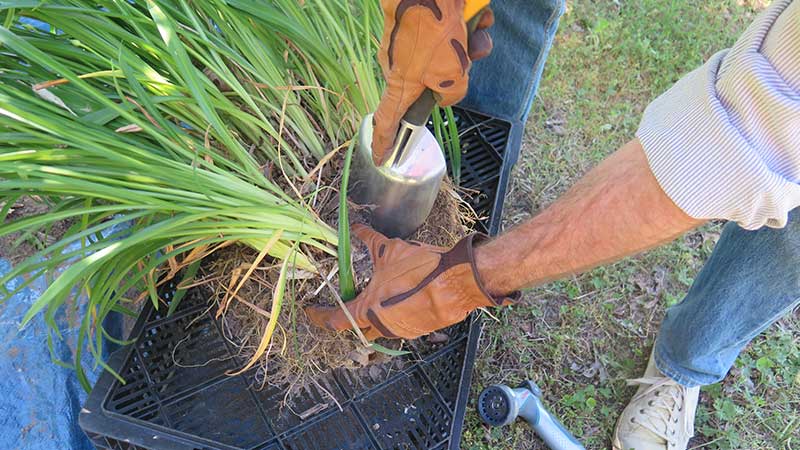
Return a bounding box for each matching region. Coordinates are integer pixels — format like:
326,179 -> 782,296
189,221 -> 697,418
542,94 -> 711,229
349,0 -> 491,238
478,381 -> 586,450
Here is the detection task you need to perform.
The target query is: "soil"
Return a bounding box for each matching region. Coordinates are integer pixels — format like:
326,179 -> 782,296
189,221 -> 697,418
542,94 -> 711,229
409,181 -> 467,247
196,176 -> 471,398
0,196 -> 73,264
201,244 -> 362,390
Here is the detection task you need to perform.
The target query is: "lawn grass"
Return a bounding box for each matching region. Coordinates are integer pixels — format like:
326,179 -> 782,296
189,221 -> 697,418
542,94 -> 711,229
461,1 -> 799,449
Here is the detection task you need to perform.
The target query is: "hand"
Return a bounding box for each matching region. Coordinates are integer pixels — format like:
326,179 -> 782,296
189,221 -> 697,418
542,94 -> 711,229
305,224 -> 516,340
371,0 -> 494,164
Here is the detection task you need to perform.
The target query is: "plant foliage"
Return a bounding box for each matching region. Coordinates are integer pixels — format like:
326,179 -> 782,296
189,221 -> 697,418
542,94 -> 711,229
0,0 -> 385,386
0,0 -> 460,386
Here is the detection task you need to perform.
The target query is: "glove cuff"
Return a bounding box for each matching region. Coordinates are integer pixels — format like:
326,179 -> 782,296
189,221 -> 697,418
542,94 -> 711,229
448,233 -> 520,307
378,232 -> 519,310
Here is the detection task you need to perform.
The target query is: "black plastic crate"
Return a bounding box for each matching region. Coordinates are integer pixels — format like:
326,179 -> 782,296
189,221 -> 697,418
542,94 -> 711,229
80,107 -> 521,450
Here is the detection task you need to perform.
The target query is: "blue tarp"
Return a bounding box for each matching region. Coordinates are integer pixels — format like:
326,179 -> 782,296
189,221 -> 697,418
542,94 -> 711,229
0,258 -> 103,450
0,223 -> 128,449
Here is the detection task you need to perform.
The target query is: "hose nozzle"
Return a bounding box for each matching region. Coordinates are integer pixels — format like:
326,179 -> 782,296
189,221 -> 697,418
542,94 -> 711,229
477,381 -> 585,450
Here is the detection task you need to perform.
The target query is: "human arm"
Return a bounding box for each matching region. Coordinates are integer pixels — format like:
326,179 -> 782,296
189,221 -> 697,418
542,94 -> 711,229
475,138 -> 705,296
305,138 -> 704,339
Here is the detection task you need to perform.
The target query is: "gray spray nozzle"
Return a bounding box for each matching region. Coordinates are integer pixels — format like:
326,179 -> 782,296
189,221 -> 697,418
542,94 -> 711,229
477,381 -> 585,450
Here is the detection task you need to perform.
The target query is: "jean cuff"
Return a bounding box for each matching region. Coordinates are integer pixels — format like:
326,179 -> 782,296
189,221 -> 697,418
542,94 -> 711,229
653,341 -> 704,388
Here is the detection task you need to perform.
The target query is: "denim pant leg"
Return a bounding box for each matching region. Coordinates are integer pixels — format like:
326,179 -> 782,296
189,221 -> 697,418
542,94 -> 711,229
460,0 -> 566,125
655,208 -> 800,387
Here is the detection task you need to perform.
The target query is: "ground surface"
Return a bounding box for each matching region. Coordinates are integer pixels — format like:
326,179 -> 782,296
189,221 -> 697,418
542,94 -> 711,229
461,1 -> 799,449
0,197 -> 72,265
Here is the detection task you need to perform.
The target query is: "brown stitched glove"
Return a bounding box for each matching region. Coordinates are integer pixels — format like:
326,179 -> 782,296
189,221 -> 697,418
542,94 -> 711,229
371,0 -> 494,164
305,224 -> 517,340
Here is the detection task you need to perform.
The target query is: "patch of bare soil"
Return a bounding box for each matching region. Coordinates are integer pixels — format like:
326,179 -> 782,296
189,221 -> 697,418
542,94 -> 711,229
0,196 -> 73,264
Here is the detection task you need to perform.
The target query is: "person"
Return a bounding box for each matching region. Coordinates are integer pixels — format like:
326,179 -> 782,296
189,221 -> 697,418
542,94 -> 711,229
307,0 -> 800,449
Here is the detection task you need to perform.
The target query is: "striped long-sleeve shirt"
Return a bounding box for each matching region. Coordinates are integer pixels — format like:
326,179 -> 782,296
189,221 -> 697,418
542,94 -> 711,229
637,0 -> 800,229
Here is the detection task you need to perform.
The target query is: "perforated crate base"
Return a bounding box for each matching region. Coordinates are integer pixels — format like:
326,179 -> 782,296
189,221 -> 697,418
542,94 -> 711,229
80,107 -> 519,450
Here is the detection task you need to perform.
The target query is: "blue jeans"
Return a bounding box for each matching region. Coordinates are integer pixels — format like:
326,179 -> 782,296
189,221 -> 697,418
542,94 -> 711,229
461,0 -> 566,126
655,209 -> 800,387
469,0 -> 800,388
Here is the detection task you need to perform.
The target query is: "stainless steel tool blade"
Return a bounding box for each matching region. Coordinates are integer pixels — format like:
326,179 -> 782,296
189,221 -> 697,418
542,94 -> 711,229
349,112 -> 446,238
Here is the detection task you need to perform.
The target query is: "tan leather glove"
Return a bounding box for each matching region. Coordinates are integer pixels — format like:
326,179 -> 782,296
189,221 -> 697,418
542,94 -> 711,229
305,224 -> 517,340
371,0 -> 494,164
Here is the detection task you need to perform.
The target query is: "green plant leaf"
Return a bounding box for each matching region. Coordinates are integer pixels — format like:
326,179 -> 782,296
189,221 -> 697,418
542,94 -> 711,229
167,258 -> 202,316
338,140 -> 357,301
369,343 -> 411,357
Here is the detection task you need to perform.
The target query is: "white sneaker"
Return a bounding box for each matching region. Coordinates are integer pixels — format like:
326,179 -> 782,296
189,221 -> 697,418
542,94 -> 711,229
612,352 -> 699,450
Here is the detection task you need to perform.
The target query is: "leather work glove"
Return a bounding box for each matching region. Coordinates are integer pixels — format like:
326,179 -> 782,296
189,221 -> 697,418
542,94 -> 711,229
371,0 -> 494,164
305,224 -> 517,340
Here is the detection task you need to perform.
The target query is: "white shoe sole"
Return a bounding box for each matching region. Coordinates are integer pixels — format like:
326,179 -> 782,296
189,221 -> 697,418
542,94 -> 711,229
611,434 -> 625,450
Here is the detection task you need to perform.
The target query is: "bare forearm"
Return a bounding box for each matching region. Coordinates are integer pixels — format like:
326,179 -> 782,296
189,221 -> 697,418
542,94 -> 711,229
475,139 -> 706,296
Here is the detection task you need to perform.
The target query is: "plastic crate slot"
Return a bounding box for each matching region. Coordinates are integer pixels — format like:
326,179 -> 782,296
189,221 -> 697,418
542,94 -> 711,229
422,345 -> 467,410
98,435 -> 147,450
473,199 -> 494,214
462,168 -> 501,188
444,320 -> 471,339
282,407 -> 376,450
250,371 -> 345,435
147,287 -> 210,323
129,405 -> 164,424
467,176 -> 501,193
482,128 -> 509,149
466,192 -> 495,217
254,443 -> 283,450
86,432 -> 110,448
356,370 -> 450,450
105,353 -> 156,413
463,146 -> 501,167
147,280 -> 211,323
410,320 -> 470,360
137,313 -> 234,400
462,142 -> 493,158
456,171 -> 479,185
463,155 -> 497,171
465,147 -> 500,165
454,112 -> 475,125
469,160 -> 500,177
458,139 -> 483,154
104,375 -> 167,426
163,376 -> 273,449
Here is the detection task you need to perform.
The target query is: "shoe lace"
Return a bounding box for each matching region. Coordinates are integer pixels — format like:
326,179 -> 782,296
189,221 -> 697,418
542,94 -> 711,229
627,376 -> 696,446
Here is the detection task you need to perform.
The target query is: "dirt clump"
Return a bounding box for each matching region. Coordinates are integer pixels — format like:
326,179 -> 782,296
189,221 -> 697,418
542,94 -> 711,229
198,178 -> 471,398
410,181 -> 468,247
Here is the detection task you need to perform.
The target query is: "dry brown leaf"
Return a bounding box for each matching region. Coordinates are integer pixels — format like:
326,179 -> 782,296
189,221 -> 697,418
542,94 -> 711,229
217,267 -> 242,318
33,79 -> 72,91
219,230 -> 284,317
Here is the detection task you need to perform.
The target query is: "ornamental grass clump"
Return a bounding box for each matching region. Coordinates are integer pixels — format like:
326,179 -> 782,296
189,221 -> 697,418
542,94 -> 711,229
0,0 -> 462,389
